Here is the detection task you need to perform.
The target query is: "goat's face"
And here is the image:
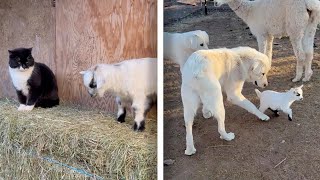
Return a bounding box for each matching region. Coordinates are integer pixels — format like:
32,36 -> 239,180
80,68 -> 104,98
249,59 -> 270,88
289,85 -> 304,101
188,30 -> 209,51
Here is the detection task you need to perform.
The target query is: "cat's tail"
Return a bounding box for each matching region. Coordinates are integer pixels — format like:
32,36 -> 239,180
36,98 -> 59,108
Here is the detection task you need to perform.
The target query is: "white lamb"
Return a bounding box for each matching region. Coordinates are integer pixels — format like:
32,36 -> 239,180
216,0 -> 320,82
255,85 -> 303,121
80,58 -> 157,131
164,30 -> 209,71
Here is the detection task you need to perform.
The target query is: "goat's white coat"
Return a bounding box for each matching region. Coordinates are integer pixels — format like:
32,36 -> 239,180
80,58 -> 157,130
164,30 -> 209,70
216,0 -> 320,82
181,47 -> 271,155
255,85 -> 303,120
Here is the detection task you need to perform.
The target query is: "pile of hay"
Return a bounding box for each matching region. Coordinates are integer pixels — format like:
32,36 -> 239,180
0,98 -> 157,179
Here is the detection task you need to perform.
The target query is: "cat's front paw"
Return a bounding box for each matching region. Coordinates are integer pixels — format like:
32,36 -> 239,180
18,104 -> 26,111
18,105 -> 34,111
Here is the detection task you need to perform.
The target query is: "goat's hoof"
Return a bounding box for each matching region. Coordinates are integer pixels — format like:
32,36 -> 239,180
117,109 -> 126,123
220,132 -> 235,141
288,115 -> 292,121
185,147 -> 196,156
133,121 -> 145,132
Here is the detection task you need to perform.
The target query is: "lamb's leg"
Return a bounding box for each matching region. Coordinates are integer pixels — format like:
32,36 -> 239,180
227,90 -> 270,121
302,25 -> 317,82
115,96 -> 126,123
181,85 -> 199,155
282,108 -> 293,121
290,35 -> 305,82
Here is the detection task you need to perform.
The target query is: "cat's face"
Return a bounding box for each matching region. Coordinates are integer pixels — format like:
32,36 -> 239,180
8,48 -> 35,71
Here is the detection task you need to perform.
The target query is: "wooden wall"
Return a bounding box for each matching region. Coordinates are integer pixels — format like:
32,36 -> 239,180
0,0 -> 55,98
56,0 -> 157,111
0,0 -> 157,112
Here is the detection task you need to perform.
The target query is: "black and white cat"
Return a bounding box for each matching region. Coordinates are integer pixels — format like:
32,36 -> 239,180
8,48 -> 59,111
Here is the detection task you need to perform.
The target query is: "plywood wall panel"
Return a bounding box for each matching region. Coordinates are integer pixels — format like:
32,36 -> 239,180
55,0 -> 157,111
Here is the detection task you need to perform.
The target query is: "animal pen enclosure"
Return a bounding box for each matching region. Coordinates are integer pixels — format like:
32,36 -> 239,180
0,0 -> 157,112
0,0 -> 157,179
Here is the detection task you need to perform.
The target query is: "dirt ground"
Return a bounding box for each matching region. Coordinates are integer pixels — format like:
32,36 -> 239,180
164,3 -> 320,180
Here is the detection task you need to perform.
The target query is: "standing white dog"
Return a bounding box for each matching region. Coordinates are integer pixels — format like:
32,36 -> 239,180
164,30 -> 209,70
181,47 -> 271,155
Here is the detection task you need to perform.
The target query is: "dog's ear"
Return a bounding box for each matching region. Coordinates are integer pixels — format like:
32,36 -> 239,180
79,71 -> 87,75
188,34 -> 199,50
251,61 -> 260,73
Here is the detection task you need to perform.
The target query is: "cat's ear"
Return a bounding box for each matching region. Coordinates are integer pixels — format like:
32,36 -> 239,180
79,71 -> 87,75
8,50 -> 13,55
28,47 -> 33,52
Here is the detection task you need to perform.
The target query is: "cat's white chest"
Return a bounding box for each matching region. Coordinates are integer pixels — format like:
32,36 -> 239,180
9,67 -> 34,96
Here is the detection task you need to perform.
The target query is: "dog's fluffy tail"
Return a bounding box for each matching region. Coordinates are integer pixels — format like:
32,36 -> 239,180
184,51 -> 208,78
255,89 -> 261,98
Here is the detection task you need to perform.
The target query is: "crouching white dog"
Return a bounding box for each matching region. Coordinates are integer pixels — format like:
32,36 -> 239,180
164,30 -> 209,70
255,85 -> 303,121
181,47 -> 271,155
80,58 -> 157,131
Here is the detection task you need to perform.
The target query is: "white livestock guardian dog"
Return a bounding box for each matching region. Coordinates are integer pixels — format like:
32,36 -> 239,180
164,30 -> 209,71
181,47 -> 271,155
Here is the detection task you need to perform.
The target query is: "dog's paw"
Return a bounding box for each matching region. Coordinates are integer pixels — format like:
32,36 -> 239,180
220,132 -> 235,141
202,108 -> 212,119
259,114 -> 270,121
18,104 -> 26,111
185,147 -> 196,156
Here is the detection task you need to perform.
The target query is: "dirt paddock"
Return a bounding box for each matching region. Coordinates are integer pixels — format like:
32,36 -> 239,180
164,3 -> 320,180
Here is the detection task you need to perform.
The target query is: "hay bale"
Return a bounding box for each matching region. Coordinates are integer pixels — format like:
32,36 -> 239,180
0,98 -> 157,179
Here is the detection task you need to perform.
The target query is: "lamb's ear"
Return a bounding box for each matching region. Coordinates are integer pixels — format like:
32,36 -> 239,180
79,71 -> 87,75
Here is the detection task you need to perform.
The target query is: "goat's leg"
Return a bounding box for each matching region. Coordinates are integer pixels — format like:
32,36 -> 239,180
282,108 -> 293,121
132,96 -> 150,131
115,96 -> 126,123
302,25 -> 317,82
181,84 -> 199,155
290,35 -> 305,82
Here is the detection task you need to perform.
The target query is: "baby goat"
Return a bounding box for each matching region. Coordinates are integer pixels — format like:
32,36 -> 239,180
80,58 -> 157,131
255,85 -> 303,121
